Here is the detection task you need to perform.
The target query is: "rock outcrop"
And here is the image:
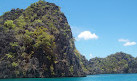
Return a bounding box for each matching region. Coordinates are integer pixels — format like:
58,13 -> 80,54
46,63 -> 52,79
0,1 -> 86,78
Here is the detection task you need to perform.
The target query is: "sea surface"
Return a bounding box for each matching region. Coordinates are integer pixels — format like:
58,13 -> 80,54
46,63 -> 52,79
1,74 -> 137,81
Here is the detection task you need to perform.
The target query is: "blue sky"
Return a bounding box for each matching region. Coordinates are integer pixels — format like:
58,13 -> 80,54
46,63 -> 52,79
0,0 -> 137,60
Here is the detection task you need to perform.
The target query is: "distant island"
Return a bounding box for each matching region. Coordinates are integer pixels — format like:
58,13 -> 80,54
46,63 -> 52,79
87,52 -> 137,74
0,0 -> 137,79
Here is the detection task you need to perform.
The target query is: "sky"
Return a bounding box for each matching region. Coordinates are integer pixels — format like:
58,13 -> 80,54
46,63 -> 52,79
0,0 -> 137,60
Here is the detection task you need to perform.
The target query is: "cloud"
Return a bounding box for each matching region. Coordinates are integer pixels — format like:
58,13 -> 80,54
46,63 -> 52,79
89,53 -> 94,58
124,42 -> 136,46
77,31 -> 98,40
118,39 -> 129,42
118,38 -> 136,46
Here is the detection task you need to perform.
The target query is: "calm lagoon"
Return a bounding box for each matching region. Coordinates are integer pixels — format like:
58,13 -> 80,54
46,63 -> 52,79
1,74 -> 137,81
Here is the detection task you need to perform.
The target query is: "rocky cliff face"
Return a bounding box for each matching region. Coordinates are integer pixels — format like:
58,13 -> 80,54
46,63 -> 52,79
0,1 -> 86,78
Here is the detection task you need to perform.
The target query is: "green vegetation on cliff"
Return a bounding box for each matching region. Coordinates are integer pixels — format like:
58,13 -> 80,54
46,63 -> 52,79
0,0 -> 86,78
88,52 -> 137,74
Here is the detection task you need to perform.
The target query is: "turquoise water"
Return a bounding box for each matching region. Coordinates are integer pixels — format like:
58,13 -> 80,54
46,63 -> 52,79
1,74 -> 137,81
